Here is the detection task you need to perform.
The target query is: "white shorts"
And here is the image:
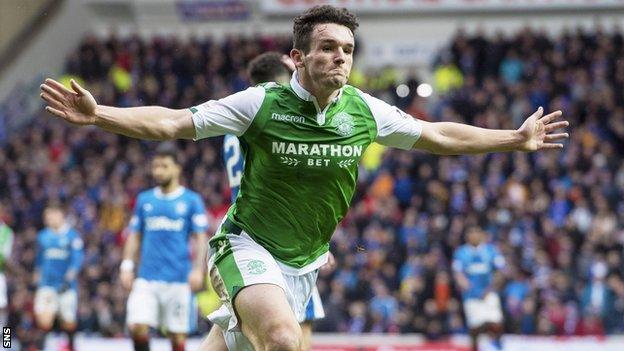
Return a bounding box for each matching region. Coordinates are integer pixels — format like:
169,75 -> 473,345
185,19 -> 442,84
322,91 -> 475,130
0,273 -> 7,308
208,230 -> 318,351
34,287 -> 77,323
126,278 -> 196,334
463,292 -> 503,329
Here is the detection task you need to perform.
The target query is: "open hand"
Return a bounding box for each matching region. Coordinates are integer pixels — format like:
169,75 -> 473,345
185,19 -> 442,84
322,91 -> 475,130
40,78 -> 98,125
517,107 -> 569,151
120,269 -> 135,291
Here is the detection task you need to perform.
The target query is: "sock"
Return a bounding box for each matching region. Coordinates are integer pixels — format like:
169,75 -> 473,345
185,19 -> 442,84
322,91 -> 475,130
35,330 -> 47,351
172,340 -> 185,351
67,329 -> 76,351
132,335 -> 150,351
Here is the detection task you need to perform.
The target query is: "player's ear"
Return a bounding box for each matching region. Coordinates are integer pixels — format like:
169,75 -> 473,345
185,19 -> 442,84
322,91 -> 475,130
290,49 -> 305,69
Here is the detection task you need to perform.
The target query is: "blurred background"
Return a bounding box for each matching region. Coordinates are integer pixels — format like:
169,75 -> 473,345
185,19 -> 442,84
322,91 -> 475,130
2,0 -> 624,350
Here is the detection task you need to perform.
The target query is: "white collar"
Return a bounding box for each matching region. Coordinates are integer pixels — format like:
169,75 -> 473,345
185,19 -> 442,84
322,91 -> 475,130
290,71 -> 344,103
154,186 -> 185,200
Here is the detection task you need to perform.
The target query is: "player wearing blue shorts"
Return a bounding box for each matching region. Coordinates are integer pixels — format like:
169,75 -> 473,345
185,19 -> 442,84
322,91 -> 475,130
34,203 -> 84,351
120,142 -> 209,351
212,52 -> 332,351
453,227 -> 505,351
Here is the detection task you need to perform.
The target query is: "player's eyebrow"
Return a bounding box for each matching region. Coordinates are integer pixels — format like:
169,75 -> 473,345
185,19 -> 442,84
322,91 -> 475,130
318,38 -> 354,48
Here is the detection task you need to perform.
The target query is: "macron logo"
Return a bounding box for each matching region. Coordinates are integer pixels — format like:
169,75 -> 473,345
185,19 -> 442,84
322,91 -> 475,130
271,113 -> 305,124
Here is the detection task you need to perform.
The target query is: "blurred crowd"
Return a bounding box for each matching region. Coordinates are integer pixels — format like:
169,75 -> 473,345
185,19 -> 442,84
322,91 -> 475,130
2,26 -> 624,343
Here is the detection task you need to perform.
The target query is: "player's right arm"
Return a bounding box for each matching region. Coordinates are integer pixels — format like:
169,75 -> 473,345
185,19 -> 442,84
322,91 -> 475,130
452,248 -> 470,292
33,231 -> 44,285
120,195 -> 145,290
120,232 -> 141,290
40,78 -> 264,141
40,79 -> 194,140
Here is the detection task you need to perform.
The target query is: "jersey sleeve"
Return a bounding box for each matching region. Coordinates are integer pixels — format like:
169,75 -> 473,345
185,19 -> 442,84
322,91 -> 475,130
191,86 -> 265,139
190,194 -> 209,234
128,194 -> 144,234
357,89 -> 423,150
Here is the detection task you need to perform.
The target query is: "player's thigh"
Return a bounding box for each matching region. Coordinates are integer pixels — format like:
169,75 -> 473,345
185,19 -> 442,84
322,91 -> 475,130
464,298 -> 488,329
58,290 -> 78,327
162,282 -> 194,335
234,283 -> 301,347
208,232 -> 288,328
34,287 -> 58,329
300,321 -> 313,351
126,278 -> 159,330
483,292 -> 503,324
198,324 -> 228,351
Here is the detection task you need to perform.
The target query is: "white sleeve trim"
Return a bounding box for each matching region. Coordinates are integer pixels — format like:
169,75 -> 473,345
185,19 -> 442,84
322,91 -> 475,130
356,89 -> 423,150
191,86 -> 265,140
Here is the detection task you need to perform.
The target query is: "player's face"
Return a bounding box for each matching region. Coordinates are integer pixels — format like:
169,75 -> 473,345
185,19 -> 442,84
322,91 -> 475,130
298,23 -> 354,90
44,208 -> 64,229
151,156 -> 180,187
467,228 -> 484,246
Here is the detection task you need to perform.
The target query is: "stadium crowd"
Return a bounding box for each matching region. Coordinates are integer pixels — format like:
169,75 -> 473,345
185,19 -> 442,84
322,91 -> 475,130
1,25 -> 624,344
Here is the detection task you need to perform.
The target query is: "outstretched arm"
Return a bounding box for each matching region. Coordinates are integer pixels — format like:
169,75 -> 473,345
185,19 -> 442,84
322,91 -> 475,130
40,78 -> 195,140
413,107 -> 569,155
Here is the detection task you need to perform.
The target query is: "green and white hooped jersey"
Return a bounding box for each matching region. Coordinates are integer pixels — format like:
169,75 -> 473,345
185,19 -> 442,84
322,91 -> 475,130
192,72 -> 422,273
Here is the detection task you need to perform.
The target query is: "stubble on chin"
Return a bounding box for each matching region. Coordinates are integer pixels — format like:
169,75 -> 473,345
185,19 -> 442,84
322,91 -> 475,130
327,75 -> 347,89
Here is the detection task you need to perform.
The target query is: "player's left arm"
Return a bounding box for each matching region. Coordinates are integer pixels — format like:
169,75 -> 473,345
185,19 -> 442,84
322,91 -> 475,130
189,231 -> 208,291
189,194 -> 209,291
65,232 -> 85,283
359,90 -> 568,154
484,246 -> 506,297
492,246 -> 506,286
413,107 -> 568,154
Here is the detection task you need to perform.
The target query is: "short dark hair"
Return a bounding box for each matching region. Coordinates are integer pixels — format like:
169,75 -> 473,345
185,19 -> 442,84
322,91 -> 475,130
293,5 -> 359,53
154,142 -> 179,164
247,52 -> 290,85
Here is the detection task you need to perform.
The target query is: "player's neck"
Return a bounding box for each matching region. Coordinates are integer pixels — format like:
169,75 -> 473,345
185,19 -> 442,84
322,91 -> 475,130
50,222 -> 67,233
315,89 -> 340,110
298,71 -> 340,110
160,182 -> 181,194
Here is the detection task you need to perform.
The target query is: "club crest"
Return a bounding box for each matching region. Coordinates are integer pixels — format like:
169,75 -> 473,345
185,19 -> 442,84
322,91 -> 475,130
332,112 -> 355,137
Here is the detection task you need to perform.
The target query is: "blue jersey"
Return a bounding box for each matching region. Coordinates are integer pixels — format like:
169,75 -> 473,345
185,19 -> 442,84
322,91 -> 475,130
36,225 -> 84,290
452,243 -> 504,300
223,134 -> 244,203
129,187 -> 208,283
